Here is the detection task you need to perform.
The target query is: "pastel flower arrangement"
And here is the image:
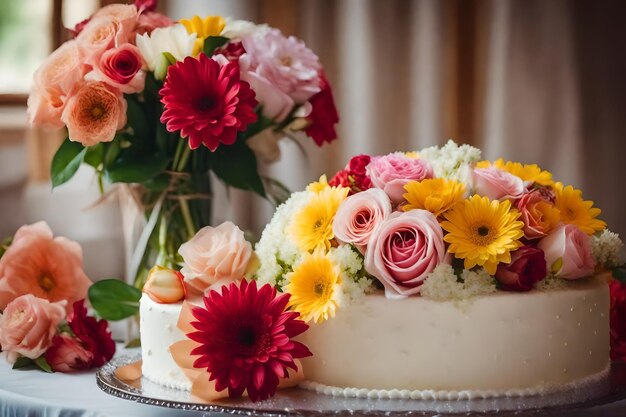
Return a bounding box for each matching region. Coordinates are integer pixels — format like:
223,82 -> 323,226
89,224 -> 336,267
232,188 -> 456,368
0,223 -> 115,373
254,141 -> 625,323
28,0 -> 339,286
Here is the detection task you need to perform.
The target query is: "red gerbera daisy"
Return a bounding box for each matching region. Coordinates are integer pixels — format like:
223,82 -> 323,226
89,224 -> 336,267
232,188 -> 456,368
160,54 -> 258,151
188,280 -> 312,402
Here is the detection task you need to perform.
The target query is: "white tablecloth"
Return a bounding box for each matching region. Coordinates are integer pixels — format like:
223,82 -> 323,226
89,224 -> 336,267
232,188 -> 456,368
0,348 -> 215,417
2,349 -> 626,417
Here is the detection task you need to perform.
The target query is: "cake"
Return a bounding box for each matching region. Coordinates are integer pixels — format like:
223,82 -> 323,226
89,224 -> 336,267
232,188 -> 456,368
138,141 -> 623,403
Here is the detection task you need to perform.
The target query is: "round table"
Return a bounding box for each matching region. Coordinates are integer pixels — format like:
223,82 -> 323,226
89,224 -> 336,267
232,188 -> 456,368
2,350 -> 626,417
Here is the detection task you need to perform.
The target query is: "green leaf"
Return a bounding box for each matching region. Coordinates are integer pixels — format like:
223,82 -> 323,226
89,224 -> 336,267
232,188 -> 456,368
125,96 -> 150,144
12,356 -> 34,370
34,356 -> 53,373
162,51 -> 177,65
550,257 -> 563,275
106,153 -> 169,184
203,36 -> 229,56
88,279 -> 142,321
244,112 -> 275,139
613,265 -> 626,283
84,143 -> 104,169
211,140 -> 265,197
50,139 -> 87,188
0,236 -> 12,260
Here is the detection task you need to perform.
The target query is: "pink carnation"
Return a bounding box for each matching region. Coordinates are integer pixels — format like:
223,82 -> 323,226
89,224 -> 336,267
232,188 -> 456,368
366,153 -> 434,204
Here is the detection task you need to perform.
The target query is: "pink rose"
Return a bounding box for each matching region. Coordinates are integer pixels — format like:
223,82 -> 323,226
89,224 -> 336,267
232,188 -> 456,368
516,187 -> 560,239
367,153 -> 434,204
537,224 -> 596,279
472,167 -> 525,201
0,295 -> 66,363
0,222 -> 92,313
179,222 -> 253,293
45,334 -> 93,373
333,188 -> 391,252
365,210 -> 446,298
28,40 -> 86,128
495,246 -> 547,291
61,81 -> 127,146
135,11 -> 174,35
87,44 -> 145,94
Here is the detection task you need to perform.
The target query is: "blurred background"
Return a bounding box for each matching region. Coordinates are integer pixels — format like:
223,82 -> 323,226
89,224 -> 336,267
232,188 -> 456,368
0,0 -> 624,281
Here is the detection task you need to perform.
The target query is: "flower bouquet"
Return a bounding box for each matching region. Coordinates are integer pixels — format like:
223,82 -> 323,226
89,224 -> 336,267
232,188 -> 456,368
254,141 -> 625,330
0,222 -> 115,373
28,0 -> 339,287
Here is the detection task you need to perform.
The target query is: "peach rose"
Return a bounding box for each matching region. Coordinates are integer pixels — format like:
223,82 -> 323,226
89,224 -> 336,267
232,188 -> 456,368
61,81 -> 127,146
28,40 -> 86,128
472,167 -> 525,201
516,188 -> 560,239
179,222 -> 253,293
332,188 -> 392,252
0,222 -> 92,313
87,44 -> 145,94
365,210 -> 446,298
537,223 -> 596,280
77,16 -> 133,65
0,294 -> 66,363
366,153 -> 434,204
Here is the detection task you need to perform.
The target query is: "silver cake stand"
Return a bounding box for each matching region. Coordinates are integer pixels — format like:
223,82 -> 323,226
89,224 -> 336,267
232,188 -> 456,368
96,353 -> 626,416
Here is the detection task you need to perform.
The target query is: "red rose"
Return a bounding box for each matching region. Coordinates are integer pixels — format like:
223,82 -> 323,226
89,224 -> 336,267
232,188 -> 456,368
305,71 -> 339,146
68,300 -> 116,367
45,334 -> 94,372
610,280 -> 626,361
495,246 -> 547,291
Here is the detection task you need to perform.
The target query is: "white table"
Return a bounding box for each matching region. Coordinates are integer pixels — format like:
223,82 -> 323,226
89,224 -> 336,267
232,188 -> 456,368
2,350 -> 626,417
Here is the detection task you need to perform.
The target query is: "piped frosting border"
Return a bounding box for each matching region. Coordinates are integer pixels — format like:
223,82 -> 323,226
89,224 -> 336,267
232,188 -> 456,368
299,362 -> 611,400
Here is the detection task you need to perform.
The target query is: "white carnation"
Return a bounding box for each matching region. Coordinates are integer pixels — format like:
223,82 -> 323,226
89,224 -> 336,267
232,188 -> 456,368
591,229 -> 623,268
421,264 -> 496,301
419,140 -> 482,185
222,19 -> 269,40
536,275 -> 568,291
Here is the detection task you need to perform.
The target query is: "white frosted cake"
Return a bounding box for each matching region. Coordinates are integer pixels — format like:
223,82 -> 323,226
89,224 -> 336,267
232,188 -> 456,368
139,276 -> 610,398
298,277 -> 610,399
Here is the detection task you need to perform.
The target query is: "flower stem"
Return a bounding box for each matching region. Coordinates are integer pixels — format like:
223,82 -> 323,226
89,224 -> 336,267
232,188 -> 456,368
176,146 -> 191,172
179,198 -> 196,239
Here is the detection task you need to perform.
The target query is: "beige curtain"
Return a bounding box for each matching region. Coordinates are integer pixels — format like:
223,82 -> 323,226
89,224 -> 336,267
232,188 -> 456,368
167,0 -> 626,246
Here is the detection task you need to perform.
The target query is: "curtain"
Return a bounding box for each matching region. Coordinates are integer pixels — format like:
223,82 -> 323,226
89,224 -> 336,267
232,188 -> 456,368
166,0 -> 626,248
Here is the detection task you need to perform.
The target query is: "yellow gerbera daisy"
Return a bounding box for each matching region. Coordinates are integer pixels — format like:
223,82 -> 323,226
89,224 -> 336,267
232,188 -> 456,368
285,250 -> 341,323
477,158 -> 554,186
553,183 -> 606,235
289,186 -> 349,252
306,175 -> 329,193
180,15 -> 226,56
441,195 -> 524,275
403,178 -> 465,217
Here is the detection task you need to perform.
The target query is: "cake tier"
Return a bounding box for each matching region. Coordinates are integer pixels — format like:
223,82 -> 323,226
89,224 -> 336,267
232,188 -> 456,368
139,294 -> 191,390
298,277 -> 610,397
